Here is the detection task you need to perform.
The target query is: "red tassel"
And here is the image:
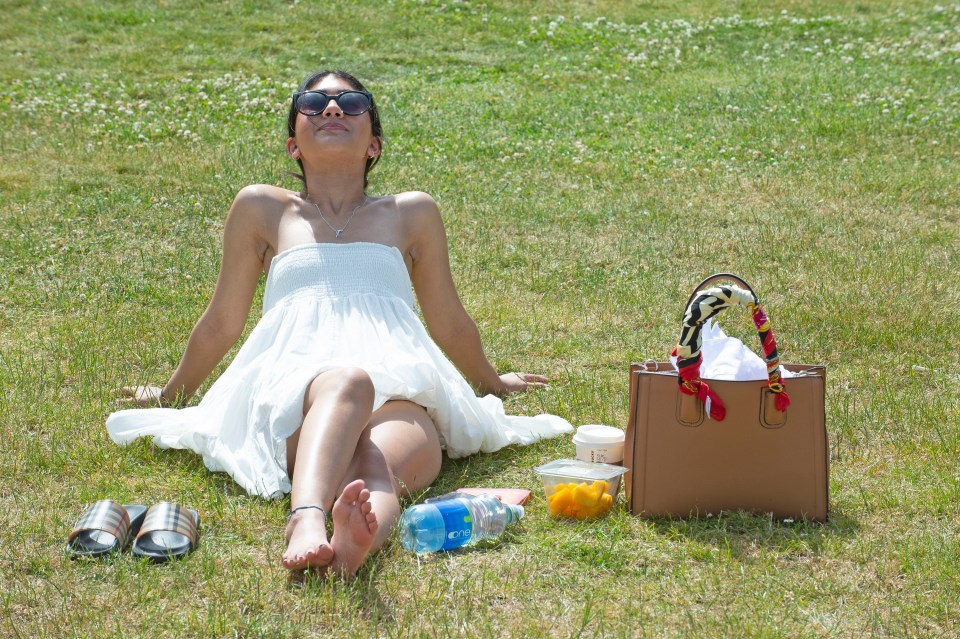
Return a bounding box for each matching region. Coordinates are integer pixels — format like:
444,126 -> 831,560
698,381 -> 727,421
695,383 -> 709,403
752,306 -> 769,329
674,353 -> 728,420
775,389 -> 791,412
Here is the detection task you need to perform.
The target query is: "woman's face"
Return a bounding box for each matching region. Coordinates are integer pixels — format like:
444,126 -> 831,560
290,75 -> 380,164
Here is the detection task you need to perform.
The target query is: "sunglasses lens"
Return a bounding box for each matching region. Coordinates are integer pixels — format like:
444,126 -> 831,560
337,92 -> 371,115
296,91 -> 371,116
297,92 -> 327,116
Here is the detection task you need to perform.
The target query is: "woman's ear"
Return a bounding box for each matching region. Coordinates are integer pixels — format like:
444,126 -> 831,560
366,136 -> 382,159
286,137 -> 301,159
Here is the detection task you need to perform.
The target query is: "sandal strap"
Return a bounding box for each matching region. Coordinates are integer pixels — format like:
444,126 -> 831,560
137,502 -> 198,545
68,500 -> 132,546
288,505 -> 326,520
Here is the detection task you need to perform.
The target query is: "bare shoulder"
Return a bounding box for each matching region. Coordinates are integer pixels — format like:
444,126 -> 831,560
393,191 -> 442,231
223,184 -> 294,262
392,192 -> 449,268
226,184 -> 292,232
394,190 -> 439,212
232,183 -> 291,214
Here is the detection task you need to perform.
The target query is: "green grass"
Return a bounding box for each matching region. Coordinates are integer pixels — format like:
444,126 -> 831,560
2,0 -> 959,637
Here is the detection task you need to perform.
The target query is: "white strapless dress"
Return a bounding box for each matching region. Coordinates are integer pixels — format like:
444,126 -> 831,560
107,242 -> 572,498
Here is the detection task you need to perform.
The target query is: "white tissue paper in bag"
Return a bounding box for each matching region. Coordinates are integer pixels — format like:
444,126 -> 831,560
670,319 -> 796,381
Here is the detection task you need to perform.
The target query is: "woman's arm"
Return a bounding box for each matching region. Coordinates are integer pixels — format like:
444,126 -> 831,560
123,186 -> 269,406
405,193 -> 545,397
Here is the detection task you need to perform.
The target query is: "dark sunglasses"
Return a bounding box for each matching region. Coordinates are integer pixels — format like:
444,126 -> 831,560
293,90 -> 373,117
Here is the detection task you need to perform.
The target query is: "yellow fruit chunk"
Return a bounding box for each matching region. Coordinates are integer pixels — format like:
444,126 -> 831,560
548,485 -> 574,516
572,482 -> 596,507
590,480 -> 608,502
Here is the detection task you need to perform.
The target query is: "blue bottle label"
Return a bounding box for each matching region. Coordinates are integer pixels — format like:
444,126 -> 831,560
434,500 -> 473,550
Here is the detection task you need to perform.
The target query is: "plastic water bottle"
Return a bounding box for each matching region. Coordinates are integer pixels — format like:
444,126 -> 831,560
399,494 -> 525,554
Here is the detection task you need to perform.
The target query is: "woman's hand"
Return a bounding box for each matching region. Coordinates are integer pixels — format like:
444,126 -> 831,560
118,385 -> 167,408
498,372 -> 550,396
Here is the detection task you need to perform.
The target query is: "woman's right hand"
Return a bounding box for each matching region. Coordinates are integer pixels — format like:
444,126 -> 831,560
497,372 -> 550,396
118,385 -> 166,407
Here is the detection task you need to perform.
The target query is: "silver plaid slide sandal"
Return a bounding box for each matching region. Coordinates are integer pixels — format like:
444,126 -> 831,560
66,500 -> 148,559
131,501 -> 200,563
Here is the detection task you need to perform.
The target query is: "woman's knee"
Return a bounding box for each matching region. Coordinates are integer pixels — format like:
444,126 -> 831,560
304,367 -> 375,413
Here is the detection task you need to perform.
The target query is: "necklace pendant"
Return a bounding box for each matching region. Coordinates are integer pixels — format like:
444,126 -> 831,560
306,193 -> 365,241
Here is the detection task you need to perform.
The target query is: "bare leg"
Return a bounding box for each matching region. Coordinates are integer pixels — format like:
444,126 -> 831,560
329,400 -> 442,578
282,368 -> 375,571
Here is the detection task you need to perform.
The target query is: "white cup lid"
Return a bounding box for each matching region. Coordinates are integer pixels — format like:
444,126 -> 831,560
573,424 -> 625,445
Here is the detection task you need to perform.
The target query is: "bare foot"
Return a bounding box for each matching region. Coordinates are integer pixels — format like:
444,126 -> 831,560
282,507 -> 334,571
329,479 -> 379,579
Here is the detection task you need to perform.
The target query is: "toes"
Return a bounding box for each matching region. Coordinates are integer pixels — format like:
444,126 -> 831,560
339,479 -> 366,504
282,544 -> 334,571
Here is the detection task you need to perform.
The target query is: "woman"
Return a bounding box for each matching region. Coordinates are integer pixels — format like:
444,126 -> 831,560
107,70 -> 572,578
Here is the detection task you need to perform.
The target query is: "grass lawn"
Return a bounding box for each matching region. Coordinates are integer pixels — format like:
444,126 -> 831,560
2,0 -> 958,637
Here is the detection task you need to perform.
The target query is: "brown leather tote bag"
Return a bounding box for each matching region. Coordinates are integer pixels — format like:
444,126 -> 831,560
624,274 -> 828,522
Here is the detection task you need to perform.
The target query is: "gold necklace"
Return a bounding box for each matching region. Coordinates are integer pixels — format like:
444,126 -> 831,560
306,195 -> 366,239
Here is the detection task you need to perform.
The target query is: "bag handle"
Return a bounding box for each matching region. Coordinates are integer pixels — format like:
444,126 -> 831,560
671,273 -> 791,421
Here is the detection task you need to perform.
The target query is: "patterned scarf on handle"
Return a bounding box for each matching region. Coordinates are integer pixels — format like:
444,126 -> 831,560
671,284 -> 791,421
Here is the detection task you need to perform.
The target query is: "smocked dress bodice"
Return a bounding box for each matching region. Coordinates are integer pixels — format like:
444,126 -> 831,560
263,242 -> 414,312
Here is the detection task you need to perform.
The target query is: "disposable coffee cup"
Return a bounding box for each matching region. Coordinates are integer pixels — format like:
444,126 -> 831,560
572,424 -> 625,465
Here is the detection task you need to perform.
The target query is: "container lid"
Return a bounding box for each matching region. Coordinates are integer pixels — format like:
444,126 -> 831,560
572,424 -> 625,445
534,458 -> 628,481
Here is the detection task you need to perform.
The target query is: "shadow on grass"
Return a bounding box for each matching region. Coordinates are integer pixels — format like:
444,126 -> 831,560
428,438 -> 562,495
285,556 -> 398,625
643,508 -> 859,559
124,441 -> 266,497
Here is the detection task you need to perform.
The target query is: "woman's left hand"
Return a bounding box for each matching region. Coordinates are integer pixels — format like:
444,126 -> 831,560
499,372 -> 549,396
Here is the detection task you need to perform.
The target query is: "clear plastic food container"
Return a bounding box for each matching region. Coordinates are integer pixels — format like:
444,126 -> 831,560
534,459 -> 628,519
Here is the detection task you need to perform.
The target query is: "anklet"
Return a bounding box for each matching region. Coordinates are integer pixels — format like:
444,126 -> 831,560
288,505 -> 326,520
